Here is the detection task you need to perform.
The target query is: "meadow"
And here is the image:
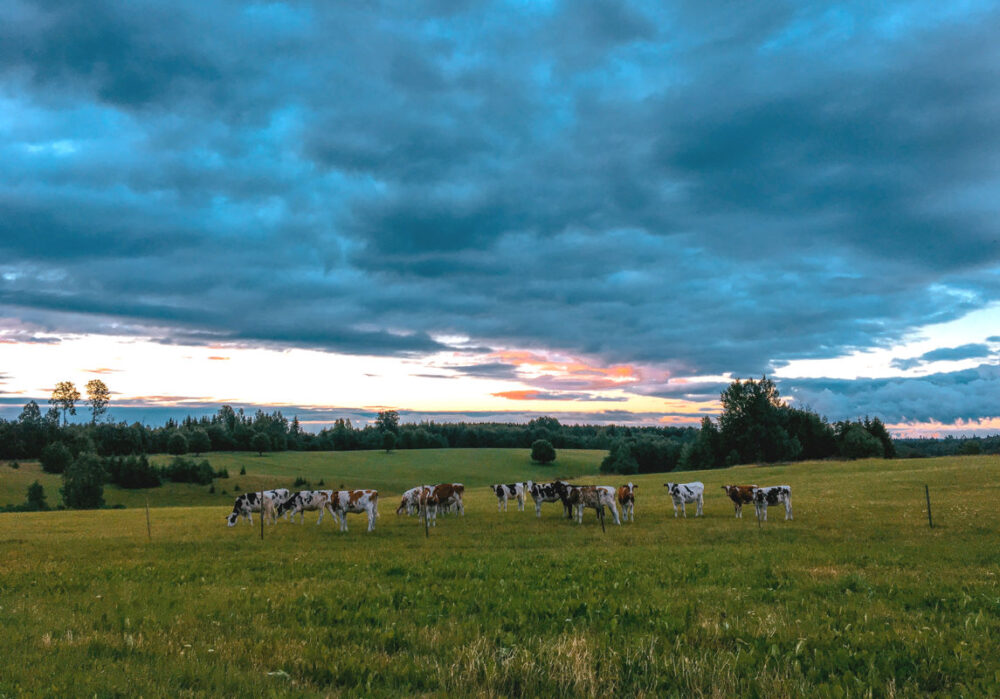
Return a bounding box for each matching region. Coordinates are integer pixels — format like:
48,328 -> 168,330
1,450 -> 999,696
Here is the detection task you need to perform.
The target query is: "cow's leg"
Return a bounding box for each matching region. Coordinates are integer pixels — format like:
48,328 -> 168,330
696,495 -> 703,517
735,504 -> 741,518
673,501 -> 679,518
609,501 -> 621,525
786,497 -> 793,520
535,499 -> 542,518
367,506 -> 376,532
518,495 -> 524,511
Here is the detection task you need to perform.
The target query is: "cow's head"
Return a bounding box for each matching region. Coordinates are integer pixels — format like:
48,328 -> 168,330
226,511 -> 239,527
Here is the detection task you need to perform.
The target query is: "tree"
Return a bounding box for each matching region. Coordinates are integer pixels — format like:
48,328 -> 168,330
39,442 -> 73,474
375,410 -> 400,434
718,377 -> 799,464
839,424 -> 884,459
382,431 -> 397,453
531,439 -> 556,464
188,428 -> 211,456
600,439 -> 638,474
863,417 -> 896,459
251,432 -> 270,456
26,480 -> 48,511
85,379 -> 111,423
18,401 -> 42,424
167,432 -> 189,456
49,381 -> 81,426
61,453 -> 105,509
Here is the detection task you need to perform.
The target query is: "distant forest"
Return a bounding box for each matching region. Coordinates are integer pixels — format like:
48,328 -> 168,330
1,377 -> 994,474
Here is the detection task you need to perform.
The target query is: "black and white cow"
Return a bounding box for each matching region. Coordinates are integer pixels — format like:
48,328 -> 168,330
663,481 -> 704,518
490,483 -> 526,512
226,489 -> 291,527
528,480 -> 572,518
753,485 -> 793,521
277,490 -> 335,525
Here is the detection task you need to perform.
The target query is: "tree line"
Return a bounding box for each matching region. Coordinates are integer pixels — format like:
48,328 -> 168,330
2,377 -> 991,481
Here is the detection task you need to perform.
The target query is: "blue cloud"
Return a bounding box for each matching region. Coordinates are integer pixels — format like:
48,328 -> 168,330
1,0 -> 1000,384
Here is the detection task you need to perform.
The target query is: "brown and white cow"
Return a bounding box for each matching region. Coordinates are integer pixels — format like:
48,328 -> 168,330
328,489 -> 379,532
420,483 -> 465,526
396,486 -> 430,516
564,485 -> 621,525
616,482 -> 636,522
721,484 -> 758,518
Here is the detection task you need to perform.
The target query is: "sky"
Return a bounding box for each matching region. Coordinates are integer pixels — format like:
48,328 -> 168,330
2,0 -> 1000,435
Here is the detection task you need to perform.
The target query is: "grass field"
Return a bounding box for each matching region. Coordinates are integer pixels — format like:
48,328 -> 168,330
1,451 -> 999,696
0,448 -> 606,510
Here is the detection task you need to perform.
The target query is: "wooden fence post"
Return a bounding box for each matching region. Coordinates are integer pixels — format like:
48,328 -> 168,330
925,485 -> 933,528
145,498 -> 152,541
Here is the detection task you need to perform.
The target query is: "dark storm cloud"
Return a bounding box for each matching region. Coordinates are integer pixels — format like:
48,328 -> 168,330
3,0 -> 1000,420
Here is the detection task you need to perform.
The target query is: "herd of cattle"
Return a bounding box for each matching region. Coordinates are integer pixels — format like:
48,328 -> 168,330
226,480 -> 793,530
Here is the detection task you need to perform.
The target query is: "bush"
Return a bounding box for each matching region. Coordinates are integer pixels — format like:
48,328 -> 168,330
167,432 -> 189,456
9,461 -> 19,469
61,453 -> 106,509
105,454 -> 162,489
293,476 -> 310,488
530,439 -> 556,464
161,456 -> 215,485
40,442 -> 73,474
239,465 -> 246,475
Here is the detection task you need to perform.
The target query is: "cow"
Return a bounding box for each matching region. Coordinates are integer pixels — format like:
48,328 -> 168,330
617,482 -> 636,522
663,481 -> 704,518
420,483 -> 465,527
753,485 -> 793,521
396,486 -> 429,516
328,489 -> 379,532
490,483 -> 526,512
528,480 -> 572,518
226,489 -> 291,527
277,490 -> 334,525
721,484 -> 758,518
564,484 -> 621,525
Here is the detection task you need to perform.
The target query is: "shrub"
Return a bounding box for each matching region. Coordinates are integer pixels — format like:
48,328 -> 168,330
293,476 -> 310,488
214,468 -> 229,479
9,461 -> 19,469
61,453 -> 106,509
40,442 -> 73,474
239,465 -> 246,475
105,454 -> 162,489
530,439 -> 556,464
161,456 -> 215,485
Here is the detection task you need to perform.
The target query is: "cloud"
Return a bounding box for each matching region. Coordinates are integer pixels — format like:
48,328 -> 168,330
890,343 -> 992,370
491,390 -> 628,402
1,0 -> 1000,387
780,363 -> 1000,424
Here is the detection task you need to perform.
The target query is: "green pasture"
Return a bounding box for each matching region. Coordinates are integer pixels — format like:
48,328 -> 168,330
1,452 -> 999,696
1,448 -> 606,510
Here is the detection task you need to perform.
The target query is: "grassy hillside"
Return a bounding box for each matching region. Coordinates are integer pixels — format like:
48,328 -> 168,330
1,448 -> 606,509
1,453 -> 999,695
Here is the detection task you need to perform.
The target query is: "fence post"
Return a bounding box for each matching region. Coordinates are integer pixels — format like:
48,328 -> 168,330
260,491 -> 265,541
145,498 -> 152,541
925,485 -> 933,528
